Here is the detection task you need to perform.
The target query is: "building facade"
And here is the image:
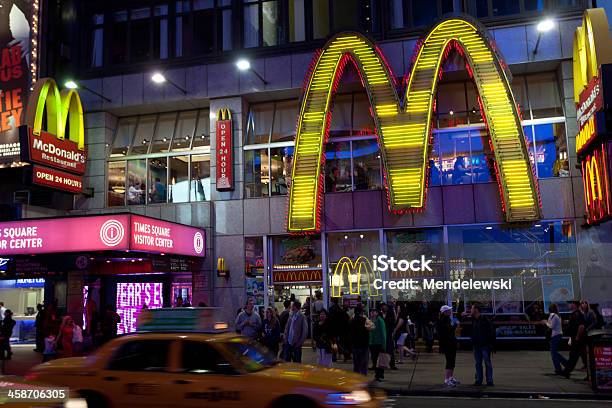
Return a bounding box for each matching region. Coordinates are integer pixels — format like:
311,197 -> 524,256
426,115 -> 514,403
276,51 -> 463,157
1,0 -> 610,339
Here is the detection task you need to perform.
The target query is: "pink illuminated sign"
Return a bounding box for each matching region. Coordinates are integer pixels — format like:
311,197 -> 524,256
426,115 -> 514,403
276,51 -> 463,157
116,282 -> 163,334
0,214 -> 205,257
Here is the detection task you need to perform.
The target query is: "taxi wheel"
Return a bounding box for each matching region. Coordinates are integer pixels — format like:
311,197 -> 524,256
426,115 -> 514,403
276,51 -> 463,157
79,390 -> 111,408
270,395 -> 317,408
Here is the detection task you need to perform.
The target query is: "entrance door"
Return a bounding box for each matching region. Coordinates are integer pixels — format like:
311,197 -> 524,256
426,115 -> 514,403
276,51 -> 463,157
272,283 -> 323,348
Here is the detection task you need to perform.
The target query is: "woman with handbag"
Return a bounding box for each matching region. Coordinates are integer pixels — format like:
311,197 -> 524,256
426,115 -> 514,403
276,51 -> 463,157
55,316 -> 75,358
369,308 -> 387,381
313,309 -> 334,367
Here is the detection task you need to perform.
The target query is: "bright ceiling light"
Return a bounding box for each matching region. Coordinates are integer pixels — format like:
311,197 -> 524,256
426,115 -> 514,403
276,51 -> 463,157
236,59 -> 251,71
151,72 -> 167,84
64,80 -> 78,89
536,18 -> 555,32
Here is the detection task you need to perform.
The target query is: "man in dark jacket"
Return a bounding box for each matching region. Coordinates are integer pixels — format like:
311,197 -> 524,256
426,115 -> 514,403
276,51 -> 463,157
470,304 -> 495,386
349,304 -> 370,375
381,302 -> 397,369
562,301 -> 586,378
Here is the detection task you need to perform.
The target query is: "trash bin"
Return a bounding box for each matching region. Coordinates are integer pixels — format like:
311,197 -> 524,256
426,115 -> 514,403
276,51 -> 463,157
587,329 -> 612,392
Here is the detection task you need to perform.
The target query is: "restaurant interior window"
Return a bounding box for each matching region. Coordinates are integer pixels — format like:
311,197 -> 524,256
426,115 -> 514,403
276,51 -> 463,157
169,156 -> 189,203
90,13 -> 104,68
526,73 -> 563,119
328,94 -> 352,138
108,161 -> 126,206
175,1 -> 191,57
243,0 -> 260,48
246,103 -> 274,144
192,110 -> 211,149
270,147 -> 293,195
151,112 -> 176,153
438,129 -> 471,185
352,139 -> 381,190
289,0 -> 306,42
173,111 -> 197,151
245,149 -> 269,197
131,115 -> 157,155
191,154 -> 211,201
193,0 -> 215,54
127,160 -> 147,205
469,129 -> 494,183
111,117 -> 137,157
312,0 -> 330,39
153,5 -> 169,59
111,11 -> 128,64
533,122 -> 568,178
271,101 -> 298,142
130,8 -> 151,62
429,133 -> 442,186
262,1 -> 282,46
325,142 -> 351,192
148,158 -> 168,204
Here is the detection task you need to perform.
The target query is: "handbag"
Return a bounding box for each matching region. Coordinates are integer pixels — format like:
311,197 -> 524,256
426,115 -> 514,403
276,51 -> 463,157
376,352 -> 391,369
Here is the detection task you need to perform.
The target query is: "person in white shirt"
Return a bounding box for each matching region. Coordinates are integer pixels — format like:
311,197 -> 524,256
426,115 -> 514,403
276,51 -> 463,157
544,303 -> 568,375
0,302 -> 6,320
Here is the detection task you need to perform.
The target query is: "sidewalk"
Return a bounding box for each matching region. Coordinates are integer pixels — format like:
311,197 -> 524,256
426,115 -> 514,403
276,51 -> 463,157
300,347 -> 608,399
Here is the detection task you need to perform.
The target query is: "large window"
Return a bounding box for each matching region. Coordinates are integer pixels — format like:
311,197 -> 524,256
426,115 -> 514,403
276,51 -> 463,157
467,0 -> 586,18
107,110 -> 211,207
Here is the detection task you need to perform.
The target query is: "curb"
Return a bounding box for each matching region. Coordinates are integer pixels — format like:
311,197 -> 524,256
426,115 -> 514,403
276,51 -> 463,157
382,388 -> 612,400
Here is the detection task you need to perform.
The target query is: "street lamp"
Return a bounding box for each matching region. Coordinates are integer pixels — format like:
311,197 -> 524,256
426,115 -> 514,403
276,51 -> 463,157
533,18 -> 555,56
235,58 -> 268,85
63,79 -> 112,102
150,71 -> 187,94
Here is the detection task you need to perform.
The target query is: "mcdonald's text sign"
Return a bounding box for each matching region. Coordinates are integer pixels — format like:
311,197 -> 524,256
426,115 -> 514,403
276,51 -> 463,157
215,108 -> 233,191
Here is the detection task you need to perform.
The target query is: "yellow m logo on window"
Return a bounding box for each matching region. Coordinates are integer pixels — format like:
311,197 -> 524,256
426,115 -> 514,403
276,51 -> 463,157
331,256 -> 381,298
287,16 -> 540,233
24,78 -> 85,150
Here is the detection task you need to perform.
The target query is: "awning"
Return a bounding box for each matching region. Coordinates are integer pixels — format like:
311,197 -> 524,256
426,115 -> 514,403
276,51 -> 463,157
0,214 -> 205,257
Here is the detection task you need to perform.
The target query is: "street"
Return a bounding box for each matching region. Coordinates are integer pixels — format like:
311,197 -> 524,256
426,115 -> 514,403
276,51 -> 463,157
385,397 -> 612,408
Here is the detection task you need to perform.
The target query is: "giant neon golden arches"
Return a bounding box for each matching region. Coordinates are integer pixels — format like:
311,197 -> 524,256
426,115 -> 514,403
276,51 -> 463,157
331,256 -> 381,298
24,78 -> 85,149
288,16 -> 541,233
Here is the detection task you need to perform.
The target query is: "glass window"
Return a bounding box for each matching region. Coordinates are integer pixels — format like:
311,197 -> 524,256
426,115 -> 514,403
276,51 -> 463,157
466,81 -> 484,125
491,0 -> 520,16
172,111 -> 197,151
169,156 -> 189,203
263,1 -> 281,46
312,0 -> 330,39
111,11 -> 128,64
438,130 -> 471,185
329,94 -> 352,138
108,161 -> 126,206
131,115 -> 157,155
245,148 -> 269,197
526,73 -> 563,119
245,237 -> 264,277
386,228 -> 444,277
191,154 -> 211,201
270,146 -> 293,195
148,158 -> 168,203
429,133 -> 442,187
289,0 -> 306,42
111,117 -> 137,157
533,122 -> 567,178
192,110 -> 211,149
179,341 -> 234,374
352,139 -> 381,190
108,340 -> 170,371
130,8 -> 151,62
469,129 -> 494,183
175,1 -> 191,57
90,14 -> 104,68
271,101 -> 298,142
153,6 -> 169,59
127,160 -> 147,205
151,112 -> 176,153
332,0 -> 360,31
352,93 -> 375,136
246,103 -> 274,144
390,0 -> 406,29
437,82 -> 467,128
193,1 -> 215,54
325,141 -> 351,192
244,2 -> 260,48
412,0 -> 438,27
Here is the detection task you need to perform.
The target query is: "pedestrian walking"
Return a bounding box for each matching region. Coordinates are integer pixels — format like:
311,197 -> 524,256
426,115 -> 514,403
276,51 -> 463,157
544,303 -> 567,375
0,309 -> 15,361
313,309 -> 334,367
349,303 -> 370,375
56,316 -> 75,358
381,302 -> 397,370
369,308 -> 387,381
470,304 -> 495,386
235,298 -> 262,341
34,304 -> 45,352
262,307 -> 281,356
562,301 -> 586,379
580,300 -> 597,370
283,301 -> 308,363
438,305 -> 459,386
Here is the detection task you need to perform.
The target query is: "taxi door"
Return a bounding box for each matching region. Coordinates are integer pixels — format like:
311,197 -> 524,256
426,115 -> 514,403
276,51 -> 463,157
94,338 -> 179,408
167,340 -> 251,407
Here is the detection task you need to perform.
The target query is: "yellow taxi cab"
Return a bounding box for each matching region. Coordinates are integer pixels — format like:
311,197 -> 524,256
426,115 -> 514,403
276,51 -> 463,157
27,308 -> 384,408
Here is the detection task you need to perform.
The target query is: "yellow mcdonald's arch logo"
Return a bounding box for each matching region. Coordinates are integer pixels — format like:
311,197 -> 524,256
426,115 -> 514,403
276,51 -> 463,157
584,153 -> 603,206
331,256 -> 381,298
573,8 -> 612,103
217,107 -> 232,121
24,78 -> 85,150
288,16 -> 540,233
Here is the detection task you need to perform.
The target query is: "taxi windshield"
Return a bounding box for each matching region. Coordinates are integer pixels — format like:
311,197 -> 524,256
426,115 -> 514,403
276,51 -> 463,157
224,340 -> 277,372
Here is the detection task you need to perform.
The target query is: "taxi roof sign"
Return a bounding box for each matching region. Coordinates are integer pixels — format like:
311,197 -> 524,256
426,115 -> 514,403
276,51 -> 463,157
136,307 -> 229,334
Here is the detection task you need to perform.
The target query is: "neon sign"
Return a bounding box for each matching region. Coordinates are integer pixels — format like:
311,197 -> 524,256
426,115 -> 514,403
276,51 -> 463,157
330,256 -> 381,298
116,282 -> 164,334
287,16 -> 540,233
582,143 -> 612,224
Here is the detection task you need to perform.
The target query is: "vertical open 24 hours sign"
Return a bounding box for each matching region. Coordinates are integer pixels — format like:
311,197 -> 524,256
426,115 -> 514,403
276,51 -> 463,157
215,108 -> 233,191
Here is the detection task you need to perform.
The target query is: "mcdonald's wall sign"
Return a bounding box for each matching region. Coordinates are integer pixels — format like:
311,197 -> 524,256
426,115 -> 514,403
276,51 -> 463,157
573,9 -> 612,224
215,108 -> 234,191
287,15 -> 541,233
17,78 -> 86,194
273,269 -> 323,284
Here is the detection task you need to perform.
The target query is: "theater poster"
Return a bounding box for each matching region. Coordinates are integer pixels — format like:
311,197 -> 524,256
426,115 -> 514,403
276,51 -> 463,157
0,0 -> 35,164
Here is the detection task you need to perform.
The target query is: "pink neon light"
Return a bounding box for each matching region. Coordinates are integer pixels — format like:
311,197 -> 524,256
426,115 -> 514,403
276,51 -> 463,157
116,282 -> 163,334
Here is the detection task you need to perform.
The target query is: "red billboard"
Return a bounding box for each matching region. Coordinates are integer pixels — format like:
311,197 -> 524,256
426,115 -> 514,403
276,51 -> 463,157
0,214 -> 205,257
215,108 -> 233,190
20,127 -> 87,174
31,165 -> 83,193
